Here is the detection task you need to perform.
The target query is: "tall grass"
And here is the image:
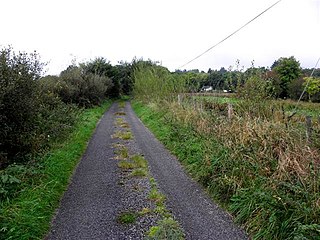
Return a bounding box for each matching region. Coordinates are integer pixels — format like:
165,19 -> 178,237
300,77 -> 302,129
132,65 -> 320,239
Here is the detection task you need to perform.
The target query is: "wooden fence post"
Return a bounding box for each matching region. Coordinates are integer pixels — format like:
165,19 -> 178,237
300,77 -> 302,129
228,103 -> 233,120
306,115 -> 312,144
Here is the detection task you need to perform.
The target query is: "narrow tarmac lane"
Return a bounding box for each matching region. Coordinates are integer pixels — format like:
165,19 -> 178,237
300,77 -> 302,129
47,102 -> 247,240
47,103 -> 123,239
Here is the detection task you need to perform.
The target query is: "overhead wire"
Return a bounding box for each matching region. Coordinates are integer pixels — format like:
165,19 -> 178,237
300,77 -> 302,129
178,0 -> 283,69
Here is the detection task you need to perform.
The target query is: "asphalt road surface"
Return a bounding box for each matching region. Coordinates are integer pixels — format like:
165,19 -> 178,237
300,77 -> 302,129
46,102 -> 248,240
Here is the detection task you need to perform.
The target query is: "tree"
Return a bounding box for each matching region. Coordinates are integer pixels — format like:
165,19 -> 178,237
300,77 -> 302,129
304,77 -> 320,101
59,65 -> 113,107
81,57 -> 120,98
113,62 -> 133,95
271,56 -> 302,98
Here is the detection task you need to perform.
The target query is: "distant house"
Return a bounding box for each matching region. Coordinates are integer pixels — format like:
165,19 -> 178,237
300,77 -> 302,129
200,86 -> 213,92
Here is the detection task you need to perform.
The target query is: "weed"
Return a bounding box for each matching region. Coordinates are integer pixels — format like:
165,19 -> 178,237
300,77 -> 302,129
114,146 -> 129,160
112,130 -> 133,140
115,117 -> 125,125
118,160 -> 135,169
146,217 -> 185,240
118,101 -> 126,108
149,188 -> 166,205
115,118 -> 130,128
139,207 -> 152,215
149,177 -> 157,188
154,205 -> 168,215
131,155 -> 147,168
115,111 -> 126,116
120,122 -> 130,128
112,143 -> 125,149
131,168 -> 148,177
117,211 -> 137,224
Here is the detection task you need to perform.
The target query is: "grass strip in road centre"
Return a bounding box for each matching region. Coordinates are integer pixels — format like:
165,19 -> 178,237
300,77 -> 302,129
0,101 -> 112,240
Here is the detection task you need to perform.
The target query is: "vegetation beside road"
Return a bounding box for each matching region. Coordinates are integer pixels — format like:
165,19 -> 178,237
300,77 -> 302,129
0,46 -> 132,239
0,101 -> 112,239
132,62 -> 320,239
1,45 -> 320,239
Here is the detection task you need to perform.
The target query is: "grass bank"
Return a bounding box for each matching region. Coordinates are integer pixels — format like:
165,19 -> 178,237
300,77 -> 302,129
132,100 -> 320,239
0,101 -> 112,240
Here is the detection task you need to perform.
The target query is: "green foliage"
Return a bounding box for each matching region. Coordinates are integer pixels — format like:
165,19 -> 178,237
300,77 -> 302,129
112,130 -> 133,140
117,211 -> 137,224
206,67 -> 228,90
133,61 -> 186,103
0,165 -> 24,200
81,57 -> 120,98
288,78 -> 305,100
0,47 -> 42,165
146,218 -> 185,240
231,180 -> 320,239
58,65 -> 113,107
114,62 -> 134,95
304,77 -> 320,100
132,100 -> 320,239
237,76 -> 271,100
81,57 -> 134,97
0,47 -> 79,168
272,56 -> 302,98
0,101 -> 112,240
130,168 -> 148,177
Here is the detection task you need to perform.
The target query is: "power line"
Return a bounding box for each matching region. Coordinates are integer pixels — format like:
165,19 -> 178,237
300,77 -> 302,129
179,0 -> 283,69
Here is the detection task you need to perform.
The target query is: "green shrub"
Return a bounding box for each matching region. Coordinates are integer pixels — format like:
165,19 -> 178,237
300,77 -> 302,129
0,47 -> 79,168
58,65 -> 113,107
0,47 -> 44,167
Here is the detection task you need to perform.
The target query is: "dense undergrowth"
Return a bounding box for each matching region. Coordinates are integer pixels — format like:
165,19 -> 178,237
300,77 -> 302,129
132,63 -> 320,239
0,101 -> 112,239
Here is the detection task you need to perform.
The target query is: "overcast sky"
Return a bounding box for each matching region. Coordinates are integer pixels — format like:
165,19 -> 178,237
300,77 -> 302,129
1,0 -> 319,75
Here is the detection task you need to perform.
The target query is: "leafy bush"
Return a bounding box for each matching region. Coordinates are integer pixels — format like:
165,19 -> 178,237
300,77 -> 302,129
0,164 -> 37,201
0,47 -> 79,168
58,65 -> 113,107
237,76 -> 271,100
0,47 -> 44,167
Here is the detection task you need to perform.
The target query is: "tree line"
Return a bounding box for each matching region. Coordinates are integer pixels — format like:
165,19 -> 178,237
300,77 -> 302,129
1,47 -> 319,170
177,57 -> 320,102
0,46 -> 135,170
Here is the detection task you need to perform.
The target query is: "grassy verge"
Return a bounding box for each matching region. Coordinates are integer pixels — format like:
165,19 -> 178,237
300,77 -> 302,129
0,101 -> 112,240
132,100 -> 320,239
